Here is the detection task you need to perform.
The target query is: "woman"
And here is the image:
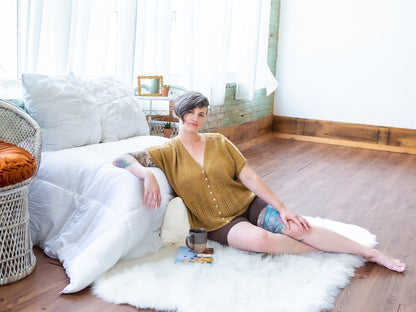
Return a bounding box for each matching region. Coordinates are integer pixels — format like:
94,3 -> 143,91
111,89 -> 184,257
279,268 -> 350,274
113,91 -> 406,273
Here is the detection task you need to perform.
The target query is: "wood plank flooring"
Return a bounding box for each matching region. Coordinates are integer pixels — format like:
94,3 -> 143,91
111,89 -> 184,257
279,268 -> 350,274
1,137 -> 415,312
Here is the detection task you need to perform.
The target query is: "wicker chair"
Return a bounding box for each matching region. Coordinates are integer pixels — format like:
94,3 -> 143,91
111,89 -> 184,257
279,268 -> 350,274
0,99 -> 42,285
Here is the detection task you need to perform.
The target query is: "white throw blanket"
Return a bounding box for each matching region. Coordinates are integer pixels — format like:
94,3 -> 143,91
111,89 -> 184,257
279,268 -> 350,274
92,216 -> 377,312
29,135 -> 173,293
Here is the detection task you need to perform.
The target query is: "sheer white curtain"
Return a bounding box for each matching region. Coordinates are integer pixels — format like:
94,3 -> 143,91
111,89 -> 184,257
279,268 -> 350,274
167,0 -> 277,105
133,0 -> 232,106
134,0 -> 173,78
236,0 -> 278,100
23,0 -> 138,85
21,0 -> 277,104
167,0 -> 232,106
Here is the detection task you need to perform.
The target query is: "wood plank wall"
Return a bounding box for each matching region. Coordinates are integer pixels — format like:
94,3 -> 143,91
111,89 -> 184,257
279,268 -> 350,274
273,116 -> 416,155
213,115 -> 274,150
211,115 -> 416,155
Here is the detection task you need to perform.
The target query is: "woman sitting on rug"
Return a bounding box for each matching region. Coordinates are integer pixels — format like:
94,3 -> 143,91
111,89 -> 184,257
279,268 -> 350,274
113,91 -> 406,273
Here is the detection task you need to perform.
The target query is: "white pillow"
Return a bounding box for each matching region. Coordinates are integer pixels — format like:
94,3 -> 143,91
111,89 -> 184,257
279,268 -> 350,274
22,72 -> 102,151
86,77 -> 149,142
160,197 -> 190,245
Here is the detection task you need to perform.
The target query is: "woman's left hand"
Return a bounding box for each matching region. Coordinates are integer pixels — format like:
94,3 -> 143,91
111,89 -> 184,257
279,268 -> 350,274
279,208 -> 311,232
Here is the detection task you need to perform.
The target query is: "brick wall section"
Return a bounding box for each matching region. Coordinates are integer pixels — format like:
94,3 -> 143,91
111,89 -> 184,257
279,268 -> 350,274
222,86 -> 273,128
203,0 -> 279,133
268,0 -> 280,76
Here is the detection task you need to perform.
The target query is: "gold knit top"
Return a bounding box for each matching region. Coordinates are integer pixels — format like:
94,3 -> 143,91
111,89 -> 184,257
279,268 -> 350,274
147,133 -> 255,231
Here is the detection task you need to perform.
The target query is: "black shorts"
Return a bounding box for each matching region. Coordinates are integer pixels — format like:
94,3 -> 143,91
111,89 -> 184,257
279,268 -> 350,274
207,197 -> 267,245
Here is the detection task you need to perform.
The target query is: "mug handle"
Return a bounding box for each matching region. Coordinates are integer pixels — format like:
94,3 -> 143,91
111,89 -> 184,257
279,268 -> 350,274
185,233 -> 194,249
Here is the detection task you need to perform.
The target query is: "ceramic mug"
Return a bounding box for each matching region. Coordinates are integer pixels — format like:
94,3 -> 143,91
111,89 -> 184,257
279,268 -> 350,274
185,228 -> 207,254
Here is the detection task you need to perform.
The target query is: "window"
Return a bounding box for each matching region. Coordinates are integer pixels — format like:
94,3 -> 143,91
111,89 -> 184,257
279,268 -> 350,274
0,1 -> 18,80
170,0 -> 254,82
0,0 -> 276,103
0,0 -> 23,98
168,0 -> 276,102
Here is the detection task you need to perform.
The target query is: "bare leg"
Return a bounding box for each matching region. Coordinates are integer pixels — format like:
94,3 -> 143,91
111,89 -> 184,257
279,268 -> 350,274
227,221 -> 319,255
227,221 -> 406,272
281,221 -> 406,272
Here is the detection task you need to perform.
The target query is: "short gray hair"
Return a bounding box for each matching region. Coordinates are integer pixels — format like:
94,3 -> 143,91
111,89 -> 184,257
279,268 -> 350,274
174,91 -> 209,121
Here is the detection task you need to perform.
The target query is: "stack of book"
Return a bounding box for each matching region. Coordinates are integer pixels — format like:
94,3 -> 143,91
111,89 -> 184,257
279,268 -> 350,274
175,246 -> 214,265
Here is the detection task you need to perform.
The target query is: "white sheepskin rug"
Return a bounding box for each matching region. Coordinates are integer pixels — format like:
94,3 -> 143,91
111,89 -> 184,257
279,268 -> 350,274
92,217 -> 377,312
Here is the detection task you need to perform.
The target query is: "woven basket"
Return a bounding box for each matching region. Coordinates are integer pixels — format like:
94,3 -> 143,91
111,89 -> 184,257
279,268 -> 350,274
0,100 -> 42,284
0,184 -> 36,284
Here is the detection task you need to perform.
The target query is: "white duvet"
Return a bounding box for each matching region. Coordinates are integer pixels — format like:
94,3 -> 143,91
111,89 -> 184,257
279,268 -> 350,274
28,135 -> 173,293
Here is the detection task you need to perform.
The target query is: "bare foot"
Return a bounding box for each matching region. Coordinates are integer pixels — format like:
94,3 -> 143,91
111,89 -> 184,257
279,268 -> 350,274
365,249 -> 406,272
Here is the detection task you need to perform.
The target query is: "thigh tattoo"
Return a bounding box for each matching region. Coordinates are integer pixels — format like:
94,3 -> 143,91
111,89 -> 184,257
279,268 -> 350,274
257,205 -> 287,234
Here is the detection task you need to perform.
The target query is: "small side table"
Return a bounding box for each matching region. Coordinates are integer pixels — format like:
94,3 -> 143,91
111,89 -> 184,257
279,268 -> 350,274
136,85 -> 188,137
136,84 -> 188,115
136,95 -> 177,116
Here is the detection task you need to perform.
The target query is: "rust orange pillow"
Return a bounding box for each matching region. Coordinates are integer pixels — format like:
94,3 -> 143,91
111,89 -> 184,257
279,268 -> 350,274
0,141 -> 37,188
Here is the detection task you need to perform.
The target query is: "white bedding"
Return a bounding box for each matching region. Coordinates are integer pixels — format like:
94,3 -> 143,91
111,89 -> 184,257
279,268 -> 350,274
28,135 -> 173,293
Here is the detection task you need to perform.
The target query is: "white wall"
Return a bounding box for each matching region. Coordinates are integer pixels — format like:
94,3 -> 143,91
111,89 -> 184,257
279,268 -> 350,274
275,0 -> 416,130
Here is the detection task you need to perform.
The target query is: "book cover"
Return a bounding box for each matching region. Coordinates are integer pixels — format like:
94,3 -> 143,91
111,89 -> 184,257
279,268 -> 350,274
175,246 -> 214,264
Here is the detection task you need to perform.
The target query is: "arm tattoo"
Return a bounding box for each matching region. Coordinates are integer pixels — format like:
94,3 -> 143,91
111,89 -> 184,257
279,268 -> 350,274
113,150 -> 155,168
127,150 -> 156,167
113,156 -> 133,168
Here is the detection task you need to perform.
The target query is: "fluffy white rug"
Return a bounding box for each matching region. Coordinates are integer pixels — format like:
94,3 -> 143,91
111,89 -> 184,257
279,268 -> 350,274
92,217 -> 377,312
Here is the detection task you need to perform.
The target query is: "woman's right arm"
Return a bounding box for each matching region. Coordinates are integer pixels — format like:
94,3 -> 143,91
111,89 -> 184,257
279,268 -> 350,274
113,151 -> 161,209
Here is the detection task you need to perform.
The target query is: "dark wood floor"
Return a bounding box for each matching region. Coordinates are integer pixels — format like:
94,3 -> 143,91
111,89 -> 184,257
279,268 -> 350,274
1,137 -> 415,312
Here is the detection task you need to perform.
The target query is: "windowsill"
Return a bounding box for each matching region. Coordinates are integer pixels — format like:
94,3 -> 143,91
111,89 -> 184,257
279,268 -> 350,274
0,79 -> 22,99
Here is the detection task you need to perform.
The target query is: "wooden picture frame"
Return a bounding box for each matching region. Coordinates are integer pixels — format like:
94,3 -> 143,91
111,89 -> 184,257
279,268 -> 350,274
137,75 -> 164,96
